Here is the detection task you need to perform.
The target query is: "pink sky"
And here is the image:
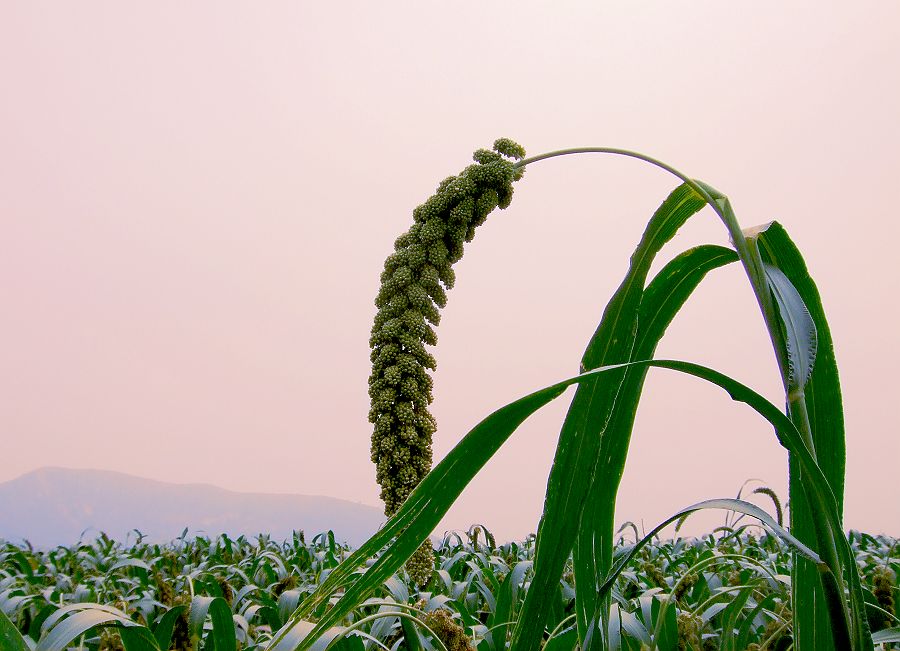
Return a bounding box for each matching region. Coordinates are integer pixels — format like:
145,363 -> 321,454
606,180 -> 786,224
1,2 -> 897,541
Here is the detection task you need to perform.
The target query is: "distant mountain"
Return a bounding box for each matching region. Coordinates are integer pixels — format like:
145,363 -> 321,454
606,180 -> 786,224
0,467 -> 385,548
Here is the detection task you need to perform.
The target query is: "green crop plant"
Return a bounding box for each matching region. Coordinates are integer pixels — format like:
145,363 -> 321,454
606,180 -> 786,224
1,527 -> 897,649
268,139 -> 883,651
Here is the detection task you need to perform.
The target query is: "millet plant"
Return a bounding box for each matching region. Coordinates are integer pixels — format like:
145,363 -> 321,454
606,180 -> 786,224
263,138 -> 883,651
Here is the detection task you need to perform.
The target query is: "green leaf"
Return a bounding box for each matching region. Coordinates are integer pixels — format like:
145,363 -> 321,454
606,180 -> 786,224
399,613 -> 425,651
618,608 -> 650,647
515,182 -> 712,651
649,594 -> 677,651
188,595 -> 236,651
761,262 -> 817,391
117,626 -> 164,651
268,381 -> 572,650
575,244 -> 738,649
36,607 -> 159,651
749,221 -> 865,651
543,624 -> 578,651
153,605 -> 187,650
751,220 -> 846,510
0,609 -> 30,651
488,560 -> 531,650
646,359 -> 859,650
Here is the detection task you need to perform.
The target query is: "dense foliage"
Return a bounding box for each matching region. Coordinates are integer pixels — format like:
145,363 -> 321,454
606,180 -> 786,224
1,528 -> 896,650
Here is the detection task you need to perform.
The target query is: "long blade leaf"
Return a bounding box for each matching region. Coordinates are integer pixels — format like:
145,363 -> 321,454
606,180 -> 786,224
515,182 -> 710,651
0,610 -> 30,651
36,608 -> 158,651
750,221 -> 866,650
574,244 -> 738,647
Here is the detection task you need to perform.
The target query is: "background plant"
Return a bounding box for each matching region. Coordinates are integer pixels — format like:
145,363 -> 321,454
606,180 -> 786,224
1,527 -> 896,650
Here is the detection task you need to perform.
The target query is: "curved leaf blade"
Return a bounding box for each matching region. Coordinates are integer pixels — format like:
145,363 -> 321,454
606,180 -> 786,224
189,595 -> 236,651
0,609 -> 30,651
517,183 -> 711,651
36,607 -> 157,651
152,605 -> 187,651
574,244 -> 738,648
762,261 -> 817,391
750,221 -> 863,650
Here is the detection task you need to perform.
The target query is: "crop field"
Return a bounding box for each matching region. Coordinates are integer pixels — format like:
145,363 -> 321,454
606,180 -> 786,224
0,527 -> 896,651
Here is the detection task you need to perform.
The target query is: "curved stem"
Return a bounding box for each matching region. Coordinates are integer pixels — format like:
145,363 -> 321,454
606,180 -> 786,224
516,147 -> 804,452
517,151 -> 761,307
517,147 -> 694,180
517,148 -> 786,376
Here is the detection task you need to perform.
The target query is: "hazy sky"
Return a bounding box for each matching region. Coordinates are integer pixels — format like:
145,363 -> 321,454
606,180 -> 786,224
1,2 -> 897,542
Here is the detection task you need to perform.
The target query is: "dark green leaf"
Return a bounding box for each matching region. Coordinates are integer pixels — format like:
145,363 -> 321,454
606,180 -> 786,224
153,605 -> 187,651
575,244 -> 738,649
0,609 -> 30,651
750,221 -> 864,651
189,596 -> 236,651
517,183 -> 711,651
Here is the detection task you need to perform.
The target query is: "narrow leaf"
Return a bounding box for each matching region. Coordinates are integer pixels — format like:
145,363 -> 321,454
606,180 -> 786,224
0,609 -> 30,651
517,182 -> 710,651
762,261 -> 817,391
36,608 -> 153,651
750,221 -> 866,650
575,244 -> 738,648
872,627 -> 900,644
189,596 -> 236,651
273,619 -> 362,651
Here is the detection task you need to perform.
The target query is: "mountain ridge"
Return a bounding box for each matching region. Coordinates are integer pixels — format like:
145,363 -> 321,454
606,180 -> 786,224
0,467 -> 385,547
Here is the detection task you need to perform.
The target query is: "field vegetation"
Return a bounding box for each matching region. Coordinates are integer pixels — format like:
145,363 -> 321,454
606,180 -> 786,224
0,526 -> 896,650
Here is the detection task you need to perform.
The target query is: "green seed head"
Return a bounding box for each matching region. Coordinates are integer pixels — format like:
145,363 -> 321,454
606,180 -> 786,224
871,565 -> 896,631
422,606 -> 476,651
368,139 -> 524,516
406,540 -> 435,588
676,611 -> 702,651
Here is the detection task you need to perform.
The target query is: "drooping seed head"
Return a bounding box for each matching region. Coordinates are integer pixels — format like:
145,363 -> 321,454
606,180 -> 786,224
368,139 -> 525,516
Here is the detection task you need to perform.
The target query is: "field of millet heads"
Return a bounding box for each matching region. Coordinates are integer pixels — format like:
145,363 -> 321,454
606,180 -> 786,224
2,140 -> 899,651
0,528 -> 897,651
